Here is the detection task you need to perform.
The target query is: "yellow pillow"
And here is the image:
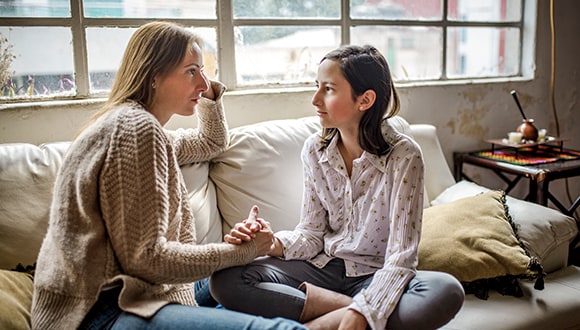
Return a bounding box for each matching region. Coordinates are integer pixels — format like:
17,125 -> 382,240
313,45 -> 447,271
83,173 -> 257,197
0,269 -> 33,329
418,190 -> 544,298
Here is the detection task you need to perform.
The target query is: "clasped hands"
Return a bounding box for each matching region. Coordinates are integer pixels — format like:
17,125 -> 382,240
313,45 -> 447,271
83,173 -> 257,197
224,205 -> 276,256
224,206 -> 366,329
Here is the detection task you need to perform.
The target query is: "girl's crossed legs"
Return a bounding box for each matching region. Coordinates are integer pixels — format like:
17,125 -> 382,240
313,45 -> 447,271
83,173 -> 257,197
210,257 -> 464,330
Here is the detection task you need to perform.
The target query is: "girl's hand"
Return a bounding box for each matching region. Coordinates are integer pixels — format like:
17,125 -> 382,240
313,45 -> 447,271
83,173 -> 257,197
268,237 -> 284,257
224,205 -> 263,244
253,218 -> 275,256
338,309 -> 367,330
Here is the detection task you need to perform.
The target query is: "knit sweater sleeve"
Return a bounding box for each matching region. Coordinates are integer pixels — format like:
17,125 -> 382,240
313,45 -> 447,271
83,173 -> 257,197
100,107 -> 256,284
167,80 -> 229,165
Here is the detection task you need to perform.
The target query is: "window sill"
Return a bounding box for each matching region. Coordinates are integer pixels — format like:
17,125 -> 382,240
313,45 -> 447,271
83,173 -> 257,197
0,76 -> 534,112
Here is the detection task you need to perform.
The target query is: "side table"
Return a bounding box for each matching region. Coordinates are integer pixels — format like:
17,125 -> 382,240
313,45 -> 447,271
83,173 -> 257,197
453,148 -> 580,217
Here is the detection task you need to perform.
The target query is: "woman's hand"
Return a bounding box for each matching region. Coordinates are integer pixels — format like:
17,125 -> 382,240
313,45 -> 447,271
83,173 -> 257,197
202,79 -> 216,100
338,309 -> 368,330
223,205 -> 274,255
224,205 -> 264,244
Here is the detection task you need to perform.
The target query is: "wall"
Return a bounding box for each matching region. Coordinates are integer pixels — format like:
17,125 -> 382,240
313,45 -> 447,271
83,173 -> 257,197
1,0 -> 578,213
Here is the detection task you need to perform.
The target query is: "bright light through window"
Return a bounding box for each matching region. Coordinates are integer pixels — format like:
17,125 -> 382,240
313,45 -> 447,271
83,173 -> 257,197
0,0 -> 526,102
235,26 -> 339,86
1,27 -> 74,98
351,26 -> 442,81
85,27 -> 217,93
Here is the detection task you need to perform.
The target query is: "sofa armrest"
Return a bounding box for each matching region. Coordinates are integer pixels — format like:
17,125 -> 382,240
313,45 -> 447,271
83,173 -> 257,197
0,142 -> 70,270
408,124 -> 456,204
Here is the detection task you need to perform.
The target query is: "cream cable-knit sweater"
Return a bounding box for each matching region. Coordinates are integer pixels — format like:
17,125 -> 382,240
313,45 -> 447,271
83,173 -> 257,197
31,82 -> 257,330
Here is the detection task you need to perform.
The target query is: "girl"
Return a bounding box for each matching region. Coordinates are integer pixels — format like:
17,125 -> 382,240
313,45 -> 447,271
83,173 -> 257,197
211,45 -> 464,330
30,21 -> 304,330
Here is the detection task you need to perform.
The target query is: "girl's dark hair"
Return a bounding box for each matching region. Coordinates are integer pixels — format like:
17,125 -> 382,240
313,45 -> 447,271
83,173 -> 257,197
319,45 -> 400,156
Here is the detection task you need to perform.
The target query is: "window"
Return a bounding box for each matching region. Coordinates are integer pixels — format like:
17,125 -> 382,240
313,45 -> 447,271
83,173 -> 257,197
0,0 -> 528,102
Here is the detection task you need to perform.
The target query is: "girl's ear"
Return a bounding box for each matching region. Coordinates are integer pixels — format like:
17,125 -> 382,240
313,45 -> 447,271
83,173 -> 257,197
358,89 -> 376,111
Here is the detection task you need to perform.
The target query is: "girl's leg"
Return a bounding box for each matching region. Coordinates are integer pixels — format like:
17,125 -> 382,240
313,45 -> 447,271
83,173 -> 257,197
212,259 -> 463,329
383,270 -> 464,330
210,257 -> 347,320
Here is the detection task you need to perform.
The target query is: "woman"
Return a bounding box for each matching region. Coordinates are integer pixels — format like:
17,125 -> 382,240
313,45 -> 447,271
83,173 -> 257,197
211,45 -> 465,330
30,21 -> 304,330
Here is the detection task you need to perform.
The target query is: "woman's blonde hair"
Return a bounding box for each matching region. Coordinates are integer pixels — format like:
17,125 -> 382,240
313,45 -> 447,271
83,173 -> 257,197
78,21 -> 202,135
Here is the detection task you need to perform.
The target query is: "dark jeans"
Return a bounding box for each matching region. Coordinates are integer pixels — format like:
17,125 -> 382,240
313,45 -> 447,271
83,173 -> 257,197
210,257 -> 465,330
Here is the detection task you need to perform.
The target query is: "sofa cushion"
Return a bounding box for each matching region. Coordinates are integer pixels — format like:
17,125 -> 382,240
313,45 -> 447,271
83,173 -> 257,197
418,190 -> 544,298
210,116 -> 413,234
210,116 -> 321,234
0,141 -> 223,272
0,142 -> 69,270
431,180 -> 578,273
181,162 -> 222,244
0,270 -> 33,329
441,266 -> 580,330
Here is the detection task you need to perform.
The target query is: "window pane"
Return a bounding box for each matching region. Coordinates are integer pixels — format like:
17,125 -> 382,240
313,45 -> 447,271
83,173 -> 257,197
195,28 -> 219,80
87,27 -> 218,94
0,27 -> 74,99
0,0 -> 70,17
351,0 -> 442,20
234,0 -> 340,19
447,27 -> 520,78
448,0 -> 521,22
84,0 -> 216,19
235,26 -> 339,86
351,26 -> 442,81
86,27 -> 135,93
235,26 -> 340,85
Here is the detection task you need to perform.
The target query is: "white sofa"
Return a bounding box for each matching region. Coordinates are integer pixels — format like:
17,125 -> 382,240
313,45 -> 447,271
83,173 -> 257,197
1,115 -> 579,329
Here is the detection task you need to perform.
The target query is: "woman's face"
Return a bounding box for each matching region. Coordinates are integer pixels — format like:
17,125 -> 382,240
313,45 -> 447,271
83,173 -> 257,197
312,59 -> 364,132
149,42 -> 210,125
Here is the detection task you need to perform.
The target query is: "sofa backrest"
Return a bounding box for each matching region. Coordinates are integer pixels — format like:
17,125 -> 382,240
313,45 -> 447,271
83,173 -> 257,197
209,115 -> 445,234
0,141 -> 223,270
210,116 -> 321,234
0,115 -> 451,271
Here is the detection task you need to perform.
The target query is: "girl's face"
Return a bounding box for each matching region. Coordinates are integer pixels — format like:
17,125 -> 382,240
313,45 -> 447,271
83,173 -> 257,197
312,59 -> 365,132
149,42 -> 210,125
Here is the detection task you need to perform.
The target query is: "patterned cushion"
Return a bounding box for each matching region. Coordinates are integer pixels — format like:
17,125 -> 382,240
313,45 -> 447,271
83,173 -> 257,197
418,190 -> 544,299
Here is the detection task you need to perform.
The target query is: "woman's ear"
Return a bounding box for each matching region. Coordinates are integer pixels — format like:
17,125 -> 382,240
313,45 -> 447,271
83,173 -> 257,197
358,89 -> 376,111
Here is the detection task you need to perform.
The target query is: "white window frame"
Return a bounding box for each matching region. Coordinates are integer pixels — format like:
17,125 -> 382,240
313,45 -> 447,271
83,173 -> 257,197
0,0 -> 537,101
